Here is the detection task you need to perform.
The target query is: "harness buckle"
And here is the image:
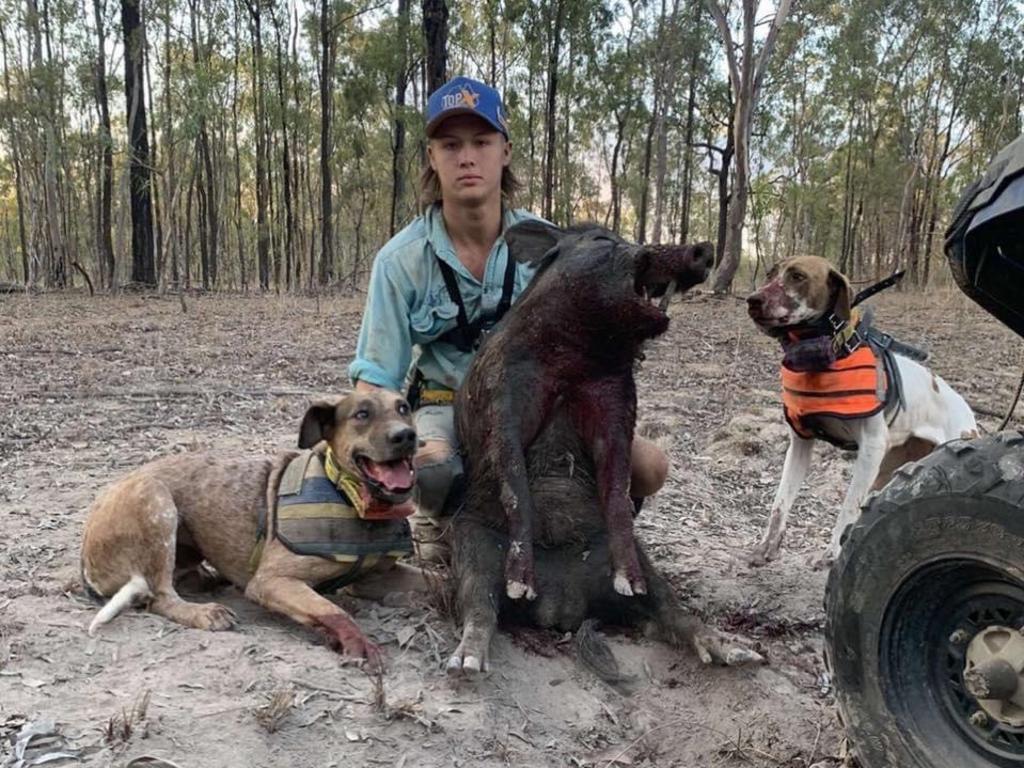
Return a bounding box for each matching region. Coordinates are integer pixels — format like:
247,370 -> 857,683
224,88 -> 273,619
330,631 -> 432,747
828,313 -> 846,332
871,330 -> 894,350
843,328 -> 864,355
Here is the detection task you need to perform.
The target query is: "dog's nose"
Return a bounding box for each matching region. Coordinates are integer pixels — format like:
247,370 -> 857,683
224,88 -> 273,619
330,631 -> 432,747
388,426 -> 417,448
747,294 -> 763,309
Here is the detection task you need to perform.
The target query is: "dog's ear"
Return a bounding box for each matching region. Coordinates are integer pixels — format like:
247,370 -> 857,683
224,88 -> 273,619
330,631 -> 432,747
505,219 -> 563,267
298,397 -> 342,449
828,268 -> 852,323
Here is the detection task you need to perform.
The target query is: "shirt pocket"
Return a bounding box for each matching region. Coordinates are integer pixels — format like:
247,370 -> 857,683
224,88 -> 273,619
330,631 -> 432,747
410,301 -> 460,344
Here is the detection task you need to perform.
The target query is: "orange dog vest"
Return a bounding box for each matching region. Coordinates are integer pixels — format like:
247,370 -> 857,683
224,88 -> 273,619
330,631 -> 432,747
781,345 -> 888,441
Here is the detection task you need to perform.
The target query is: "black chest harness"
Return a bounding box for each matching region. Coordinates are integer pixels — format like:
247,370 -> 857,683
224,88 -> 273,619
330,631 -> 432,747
407,252 -> 517,409
435,251 -> 518,354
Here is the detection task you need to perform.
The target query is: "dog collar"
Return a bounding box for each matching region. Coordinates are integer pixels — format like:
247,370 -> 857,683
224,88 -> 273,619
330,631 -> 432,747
323,447 -> 416,521
782,306 -> 863,355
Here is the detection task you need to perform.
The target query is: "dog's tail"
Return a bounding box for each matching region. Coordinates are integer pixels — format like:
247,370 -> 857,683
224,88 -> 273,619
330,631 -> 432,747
88,574 -> 151,636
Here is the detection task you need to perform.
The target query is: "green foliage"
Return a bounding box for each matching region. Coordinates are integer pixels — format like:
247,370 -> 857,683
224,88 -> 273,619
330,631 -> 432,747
0,0 -> 1019,288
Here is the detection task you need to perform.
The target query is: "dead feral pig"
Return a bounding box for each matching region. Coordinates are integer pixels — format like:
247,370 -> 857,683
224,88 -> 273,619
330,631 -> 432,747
448,221 -> 761,675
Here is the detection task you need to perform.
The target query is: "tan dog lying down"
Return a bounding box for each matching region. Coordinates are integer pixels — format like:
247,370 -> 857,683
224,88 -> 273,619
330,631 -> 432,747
81,391 -> 426,669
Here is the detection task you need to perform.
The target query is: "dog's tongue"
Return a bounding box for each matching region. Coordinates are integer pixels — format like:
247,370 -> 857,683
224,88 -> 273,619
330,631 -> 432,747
363,458 -> 414,492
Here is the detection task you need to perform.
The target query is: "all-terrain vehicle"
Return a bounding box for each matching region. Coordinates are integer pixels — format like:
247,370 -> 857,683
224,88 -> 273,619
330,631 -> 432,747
824,134 -> 1024,767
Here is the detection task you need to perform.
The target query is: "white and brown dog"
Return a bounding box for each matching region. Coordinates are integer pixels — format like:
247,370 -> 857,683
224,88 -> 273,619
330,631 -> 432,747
746,256 -> 978,567
81,390 -> 427,669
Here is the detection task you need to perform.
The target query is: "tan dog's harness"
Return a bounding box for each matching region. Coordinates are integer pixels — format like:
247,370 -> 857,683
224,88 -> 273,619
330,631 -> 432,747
251,448 -> 414,593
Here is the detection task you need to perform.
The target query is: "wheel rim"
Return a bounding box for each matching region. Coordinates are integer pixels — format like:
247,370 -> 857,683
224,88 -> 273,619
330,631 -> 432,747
881,558 -> 1024,764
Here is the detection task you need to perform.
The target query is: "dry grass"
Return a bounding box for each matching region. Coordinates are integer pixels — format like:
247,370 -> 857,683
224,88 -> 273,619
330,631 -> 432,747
103,690 -> 151,745
420,561 -> 458,624
253,690 -> 295,733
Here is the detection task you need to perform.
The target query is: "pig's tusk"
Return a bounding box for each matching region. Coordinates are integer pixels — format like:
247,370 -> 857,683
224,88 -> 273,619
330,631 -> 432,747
658,280 -> 677,312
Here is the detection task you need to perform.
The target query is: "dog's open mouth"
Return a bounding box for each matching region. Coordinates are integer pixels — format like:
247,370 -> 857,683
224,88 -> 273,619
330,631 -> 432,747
355,454 -> 416,501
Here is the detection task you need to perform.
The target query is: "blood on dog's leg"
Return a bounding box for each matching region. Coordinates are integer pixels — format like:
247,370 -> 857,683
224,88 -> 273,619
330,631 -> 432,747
245,574 -> 382,669
750,433 -> 813,566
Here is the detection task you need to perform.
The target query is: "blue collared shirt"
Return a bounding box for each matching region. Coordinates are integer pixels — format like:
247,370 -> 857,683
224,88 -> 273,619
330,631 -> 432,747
349,204 -> 540,393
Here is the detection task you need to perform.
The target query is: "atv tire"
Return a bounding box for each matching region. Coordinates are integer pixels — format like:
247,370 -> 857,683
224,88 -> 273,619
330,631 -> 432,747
825,431 -> 1024,768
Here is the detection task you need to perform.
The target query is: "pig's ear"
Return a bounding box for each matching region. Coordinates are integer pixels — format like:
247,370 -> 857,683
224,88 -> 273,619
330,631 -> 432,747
505,220 -> 563,266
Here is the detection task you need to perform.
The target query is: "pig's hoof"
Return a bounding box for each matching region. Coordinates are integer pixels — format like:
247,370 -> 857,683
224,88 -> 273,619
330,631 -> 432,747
446,646 -> 488,676
692,629 -> 765,667
506,580 -> 537,600
613,571 -> 646,597
811,549 -> 836,571
747,548 -> 770,568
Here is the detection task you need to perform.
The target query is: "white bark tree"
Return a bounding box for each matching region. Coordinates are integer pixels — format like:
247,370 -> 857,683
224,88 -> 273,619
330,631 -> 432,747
705,0 -> 793,292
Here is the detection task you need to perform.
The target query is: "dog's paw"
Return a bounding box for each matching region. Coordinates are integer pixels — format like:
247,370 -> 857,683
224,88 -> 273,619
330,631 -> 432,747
191,602 -> 237,631
346,636 -> 384,672
317,614 -> 384,671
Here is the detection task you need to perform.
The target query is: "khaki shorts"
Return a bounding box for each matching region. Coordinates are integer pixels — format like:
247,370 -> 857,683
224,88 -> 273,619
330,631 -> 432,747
412,405 -> 463,521
414,404 -> 460,447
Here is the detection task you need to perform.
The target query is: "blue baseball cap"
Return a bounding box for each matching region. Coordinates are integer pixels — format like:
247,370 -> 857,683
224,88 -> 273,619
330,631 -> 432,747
425,76 -> 509,139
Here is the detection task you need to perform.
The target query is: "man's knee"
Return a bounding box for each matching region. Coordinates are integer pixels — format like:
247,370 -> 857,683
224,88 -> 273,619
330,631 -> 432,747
414,439 -> 463,518
630,437 -> 669,498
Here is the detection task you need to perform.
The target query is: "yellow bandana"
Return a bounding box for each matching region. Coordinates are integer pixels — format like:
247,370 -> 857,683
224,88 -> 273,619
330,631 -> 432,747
324,447 -> 416,521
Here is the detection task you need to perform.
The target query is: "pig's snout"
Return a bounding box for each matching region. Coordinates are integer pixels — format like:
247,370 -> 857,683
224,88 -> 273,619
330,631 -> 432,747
692,243 -> 714,272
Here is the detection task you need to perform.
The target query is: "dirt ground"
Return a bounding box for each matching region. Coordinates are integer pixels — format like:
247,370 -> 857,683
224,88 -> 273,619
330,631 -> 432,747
2,287 -> 1022,768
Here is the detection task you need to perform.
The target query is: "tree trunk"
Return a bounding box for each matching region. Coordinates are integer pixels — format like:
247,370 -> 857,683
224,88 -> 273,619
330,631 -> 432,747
706,0 -> 792,293
488,0 -> 497,84
559,31 -> 573,223
422,0 -> 448,95
271,7 -> 293,288
246,0 -> 270,289
679,6 -> 699,242
609,112 -> 628,234
637,89 -> 660,244
542,0 -> 564,222
232,0 -> 246,291
121,0 -> 156,285
161,0 -> 179,288
390,0 -> 410,235
318,0 -> 334,286
714,130 -> 734,268
0,26 -> 30,285
91,0 -> 115,288
198,120 -> 217,287
142,13 -> 163,286
28,0 -> 67,287
527,40 -> 537,209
